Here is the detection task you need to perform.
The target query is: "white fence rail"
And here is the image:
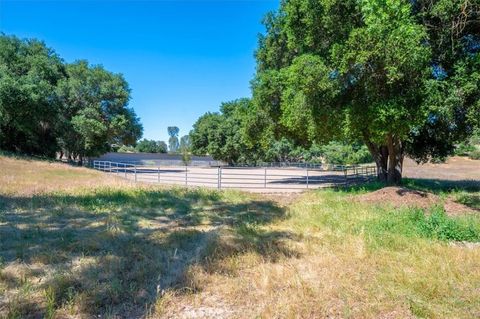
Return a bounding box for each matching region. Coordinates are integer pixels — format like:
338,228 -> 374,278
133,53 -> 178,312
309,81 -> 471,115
93,161 -> 376,191
93,160 -> 377,191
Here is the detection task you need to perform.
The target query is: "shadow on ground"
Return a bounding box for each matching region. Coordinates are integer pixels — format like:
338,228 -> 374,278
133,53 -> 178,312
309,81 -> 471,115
0,188 -> 294,318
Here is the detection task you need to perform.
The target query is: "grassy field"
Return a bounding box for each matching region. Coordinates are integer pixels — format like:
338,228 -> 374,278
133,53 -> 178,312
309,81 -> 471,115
0,155 -> 479,318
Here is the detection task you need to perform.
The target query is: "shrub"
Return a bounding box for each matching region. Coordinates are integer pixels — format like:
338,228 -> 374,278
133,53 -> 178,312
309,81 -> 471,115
117,145 -> 137,153
454,142 -> 475,156
469,149 -> 480,160
321,141 -> 373,165
135,139 -> 167,153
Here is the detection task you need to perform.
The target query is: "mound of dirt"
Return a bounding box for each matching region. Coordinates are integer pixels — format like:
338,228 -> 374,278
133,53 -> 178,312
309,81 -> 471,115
356,186 -> 474,216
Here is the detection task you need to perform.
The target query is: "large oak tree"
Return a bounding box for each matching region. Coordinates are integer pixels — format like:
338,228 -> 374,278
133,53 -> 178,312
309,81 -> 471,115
249,0 -> 480,183
0,34 -> 143,160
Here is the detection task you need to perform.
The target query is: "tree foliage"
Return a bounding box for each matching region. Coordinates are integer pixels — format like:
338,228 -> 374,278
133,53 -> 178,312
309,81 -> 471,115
190,99 -> 257,164
134,139 -> 167,153
0,35 -> 65,157
57,61 -> 142,160
0,34 -> 143,161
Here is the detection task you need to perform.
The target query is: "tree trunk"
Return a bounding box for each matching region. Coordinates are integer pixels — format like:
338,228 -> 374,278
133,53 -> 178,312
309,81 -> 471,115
364,139 -> 388,182
364,134 -> 403,184
386,135 -> 403,185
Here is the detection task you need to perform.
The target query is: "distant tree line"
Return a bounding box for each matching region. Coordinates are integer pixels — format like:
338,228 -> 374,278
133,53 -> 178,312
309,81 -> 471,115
0,34 -> 143,163
189,98 -> 373,165
115,127 -> 191,155
190,0 -> 479,183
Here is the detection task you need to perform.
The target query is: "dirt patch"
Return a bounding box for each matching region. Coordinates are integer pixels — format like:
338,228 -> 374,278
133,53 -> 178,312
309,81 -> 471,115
356,187 -> 475,216
403,156 -> 480,181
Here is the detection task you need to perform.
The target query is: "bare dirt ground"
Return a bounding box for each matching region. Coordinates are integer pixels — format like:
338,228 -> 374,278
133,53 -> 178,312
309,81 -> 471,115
403,156 -> 480,181
354,157 -> 479,216
356,186 -> 475,216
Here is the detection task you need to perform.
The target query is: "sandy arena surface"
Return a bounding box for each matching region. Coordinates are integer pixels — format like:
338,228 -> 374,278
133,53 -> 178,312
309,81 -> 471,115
98,156 -> 479,193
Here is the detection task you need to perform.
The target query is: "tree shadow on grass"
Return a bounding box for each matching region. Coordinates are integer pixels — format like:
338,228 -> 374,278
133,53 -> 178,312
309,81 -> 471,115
0,188 -> 296,318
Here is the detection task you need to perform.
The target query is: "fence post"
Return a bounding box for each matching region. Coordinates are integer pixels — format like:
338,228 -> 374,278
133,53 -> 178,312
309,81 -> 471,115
158,167 -> 160,183
306,167 -> 309,189
134,164 -> 137,182
124,163 -> 127,179
344,167 -> 348,184
115,162 -> 118,176
185,166 -> 188,187
218,167 -> 222,190
264,167 -> 267,188
109,161 -> 112,173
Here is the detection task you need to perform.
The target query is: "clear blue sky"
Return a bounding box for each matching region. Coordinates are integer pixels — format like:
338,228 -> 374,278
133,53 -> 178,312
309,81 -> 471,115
0,0 -> 278,142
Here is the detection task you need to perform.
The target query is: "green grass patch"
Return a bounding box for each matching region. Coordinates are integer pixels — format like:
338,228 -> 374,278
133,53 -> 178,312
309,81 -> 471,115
367,206 -> 480,243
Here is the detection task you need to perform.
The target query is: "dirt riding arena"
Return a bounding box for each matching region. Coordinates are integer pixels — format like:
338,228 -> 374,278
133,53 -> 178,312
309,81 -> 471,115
93,157 -> 478,193
94,161 -> 376,192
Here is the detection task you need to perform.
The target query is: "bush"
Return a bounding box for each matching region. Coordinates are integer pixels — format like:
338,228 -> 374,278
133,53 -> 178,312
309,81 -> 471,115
264,138 -> 304,162
455,142 -> 476,156
117,145 -> 137,153
321,141 -> 373,165
261,140 -> 373,165
455,131 -> 480,159
469,149 -> 480,160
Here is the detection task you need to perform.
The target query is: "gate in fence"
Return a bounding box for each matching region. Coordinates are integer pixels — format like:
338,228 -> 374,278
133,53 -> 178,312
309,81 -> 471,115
93,160 -> 377,191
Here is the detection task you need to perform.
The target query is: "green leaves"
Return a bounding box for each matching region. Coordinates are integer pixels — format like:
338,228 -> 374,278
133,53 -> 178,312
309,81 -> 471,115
286,55 -> 340,134
56,60 -> 142,157
0,35 -> 65,157
135,139 -> 167,153
0,35 -> 143,159
190,99 -> 256,164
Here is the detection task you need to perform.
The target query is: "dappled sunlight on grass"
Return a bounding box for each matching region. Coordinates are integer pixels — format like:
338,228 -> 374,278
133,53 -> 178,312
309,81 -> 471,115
1,155 -> 479,318
0,185 -> 287,318
155,188 -> 480,318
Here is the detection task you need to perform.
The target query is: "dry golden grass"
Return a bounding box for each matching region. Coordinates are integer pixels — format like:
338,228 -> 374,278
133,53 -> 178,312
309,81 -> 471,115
154,191 -> 480,319
1,154 -> 479,318
0,155 -> 129,196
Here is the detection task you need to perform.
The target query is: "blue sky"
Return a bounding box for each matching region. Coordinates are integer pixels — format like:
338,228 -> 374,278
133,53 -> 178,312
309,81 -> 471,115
0,0 -> 278,142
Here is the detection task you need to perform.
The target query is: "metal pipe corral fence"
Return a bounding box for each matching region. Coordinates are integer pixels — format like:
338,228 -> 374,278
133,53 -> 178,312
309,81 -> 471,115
92,160 -> 377,191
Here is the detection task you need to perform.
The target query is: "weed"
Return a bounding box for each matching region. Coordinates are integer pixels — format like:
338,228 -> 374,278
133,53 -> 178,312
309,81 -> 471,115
367,206 -> 480,244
